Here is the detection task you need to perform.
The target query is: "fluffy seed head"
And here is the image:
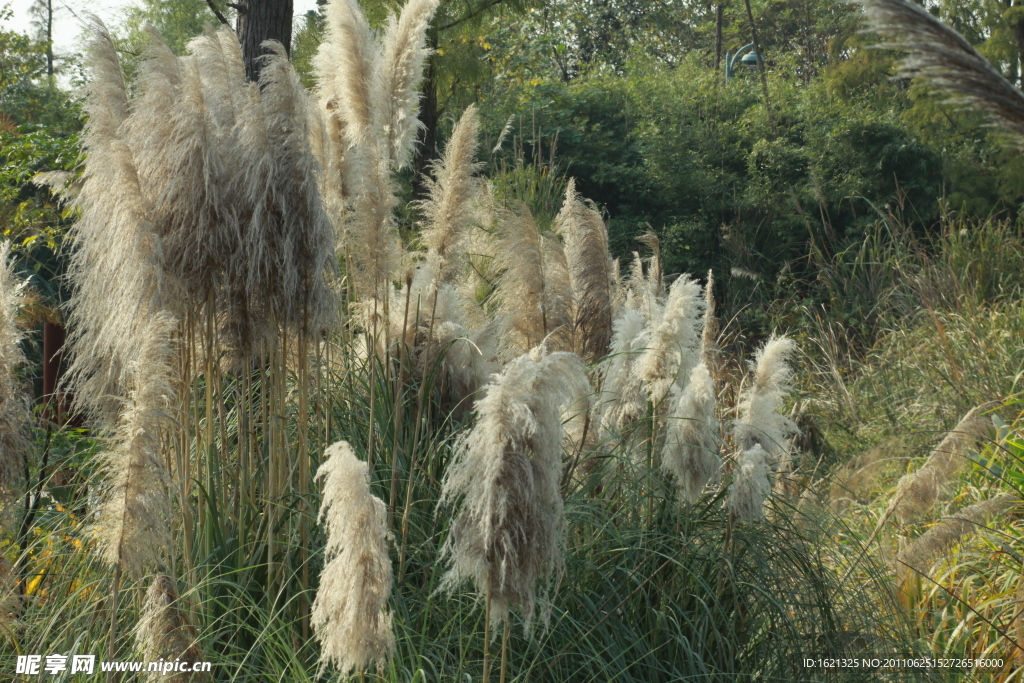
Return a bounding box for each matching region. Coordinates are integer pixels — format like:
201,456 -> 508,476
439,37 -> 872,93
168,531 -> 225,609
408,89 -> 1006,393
418,105 -> 483,285
895,494 -> 1017,585
728,444 -> 772,522
887,405 -> 994,525
377,0 -> 440,168
493,207 -> 571,359
596,307 -> 650,435
554,180 -> 613,363
90,313 -> 178,578
661,361 -> 720,504
0,243 -> 28,507
312,442 -> 395,675
440,346 -> 591,630
635,274 -> 705,404
315,0 -> 380,147
135,574 -> 206,682
858,0 -> 1024,148
733,336 -> 799,467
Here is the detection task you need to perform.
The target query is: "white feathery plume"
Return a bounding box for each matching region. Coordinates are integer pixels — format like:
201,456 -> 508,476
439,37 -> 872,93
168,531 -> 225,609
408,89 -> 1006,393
189,26 -> 247,134
493,207 -> 571,359
440,346 -> 591,630
0,243 -> 28,505
554,179 -> 613,363
383,262 -> 498,402
227,43 -> 338,350
66,22 -> 167,421
596,307 -> 649,435
315,0 -> 380,148
377,0 -> 441,168
733,336 -> 799,468
255,45 -> 338,335
135,574 -> 206,682
90,313 -> 178,578
312,441 -> 395,675
125,46 -> 228,303
728,444 -> 773,523
81,17 -> 128,137
857,0 -> 1024,147
345,145 -> 402,301
661,361 -> 720,504
418,105 -> 483,286
635,274 -> 705,405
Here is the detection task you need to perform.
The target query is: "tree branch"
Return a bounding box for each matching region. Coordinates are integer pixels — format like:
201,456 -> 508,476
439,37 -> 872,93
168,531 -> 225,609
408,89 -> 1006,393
438,0 -> 507,31
205,0 -> 233,26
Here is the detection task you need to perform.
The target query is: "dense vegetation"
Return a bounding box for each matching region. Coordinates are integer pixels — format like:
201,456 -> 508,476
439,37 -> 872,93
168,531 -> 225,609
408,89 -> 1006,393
2,0 -> 1024,680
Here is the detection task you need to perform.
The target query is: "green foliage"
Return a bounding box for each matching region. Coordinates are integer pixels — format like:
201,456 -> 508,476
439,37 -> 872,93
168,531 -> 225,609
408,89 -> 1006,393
0,12 -> 80,305
121,0 -> 231,55
292,6 -> 326,88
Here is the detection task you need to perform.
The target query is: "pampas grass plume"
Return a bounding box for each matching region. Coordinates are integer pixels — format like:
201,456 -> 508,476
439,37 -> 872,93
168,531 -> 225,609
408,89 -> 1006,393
661,361 -> 720,504
378,0 -> 441,168
312,441 -> 395,675
493,207 -> 570,358
554,179 -> 613,362
887,405 -> 994,525
857,0 -> 1024,147
316,0 -> 380,147
440,346 -> 590,630
895,494 -> 1017,584
419,104 -> 482,284
0,243 -> 29,500
728,444 -> 772,522
733,336 -> 799,467
597,307 -> 649,435
90,313 -> 178,577
135,574 -> 206,682
636,274 -> 705,404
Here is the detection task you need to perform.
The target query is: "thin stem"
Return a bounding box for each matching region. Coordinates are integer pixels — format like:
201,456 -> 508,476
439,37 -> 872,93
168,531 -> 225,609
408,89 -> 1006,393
399,292 -> 434,576
105,564 -> 122,683
367,297 -> 379,471
499,618 -> 510,683
483,571 -> 493,683
389,282 -> 413,528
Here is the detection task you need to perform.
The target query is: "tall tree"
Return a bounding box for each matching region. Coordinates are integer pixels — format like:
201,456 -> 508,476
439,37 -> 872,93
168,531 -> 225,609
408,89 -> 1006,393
236,0 -> 295,81
28,0 -> 53,79
410,0 -> 538,192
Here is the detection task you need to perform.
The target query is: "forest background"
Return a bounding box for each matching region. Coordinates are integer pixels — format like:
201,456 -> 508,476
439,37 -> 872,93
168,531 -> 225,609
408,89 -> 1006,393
8,0 -> 1024,326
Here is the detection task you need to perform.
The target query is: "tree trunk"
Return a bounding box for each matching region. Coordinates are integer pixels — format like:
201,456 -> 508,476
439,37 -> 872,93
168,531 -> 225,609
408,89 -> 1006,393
1013,20 -> 1024,87
45,0 -> 53,79
412,28 -> 440,198
714,2 -> 725,70
236,0 -> 294,83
